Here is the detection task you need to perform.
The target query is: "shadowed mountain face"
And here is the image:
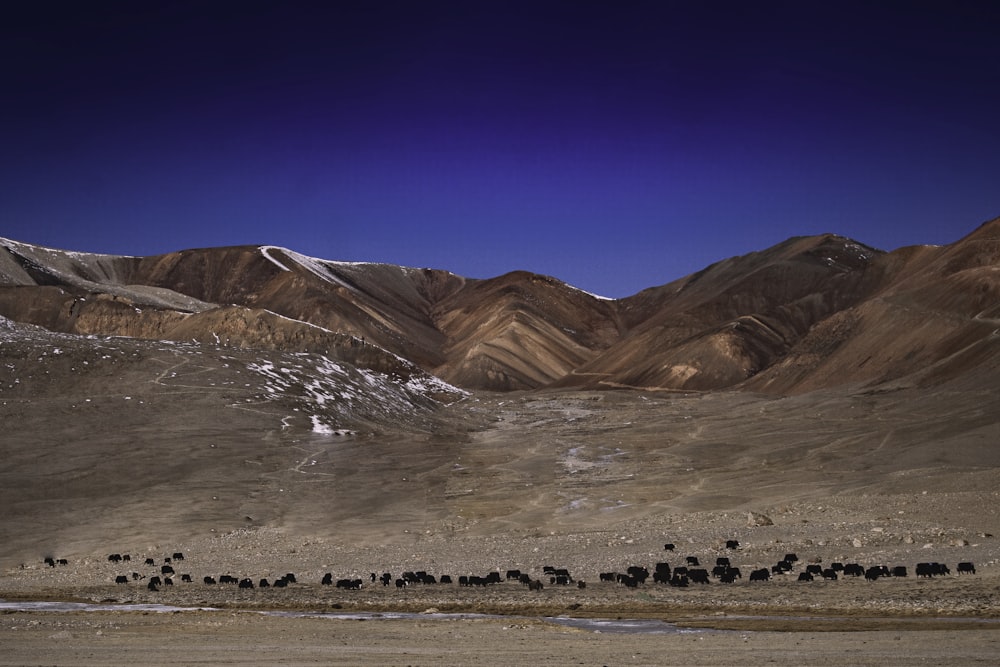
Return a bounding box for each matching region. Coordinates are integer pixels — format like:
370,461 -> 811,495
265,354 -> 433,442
1,217 -> 999,394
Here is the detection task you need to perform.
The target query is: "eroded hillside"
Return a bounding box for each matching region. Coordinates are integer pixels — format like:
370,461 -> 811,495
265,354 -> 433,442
2,216 -> 999,393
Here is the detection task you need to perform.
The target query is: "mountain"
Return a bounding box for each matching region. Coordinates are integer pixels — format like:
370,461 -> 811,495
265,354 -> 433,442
1,217 -> 998,564
1,216 -> 999,394
741,219 -> 1000,393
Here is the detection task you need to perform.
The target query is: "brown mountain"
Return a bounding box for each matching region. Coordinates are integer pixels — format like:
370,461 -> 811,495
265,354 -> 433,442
1,218 -> 999,569
1,216 -> 998,393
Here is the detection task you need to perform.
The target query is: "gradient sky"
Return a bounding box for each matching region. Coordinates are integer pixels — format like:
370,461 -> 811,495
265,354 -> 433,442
2,1 -> 998,297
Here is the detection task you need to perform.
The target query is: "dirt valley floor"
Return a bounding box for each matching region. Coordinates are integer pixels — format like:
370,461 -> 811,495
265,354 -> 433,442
2,384 -> 999,664
3,503 -> 1000,666
2,609 -> 1000,667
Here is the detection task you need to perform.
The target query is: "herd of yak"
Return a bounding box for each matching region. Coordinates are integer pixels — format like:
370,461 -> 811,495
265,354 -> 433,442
37,539 -> 978,593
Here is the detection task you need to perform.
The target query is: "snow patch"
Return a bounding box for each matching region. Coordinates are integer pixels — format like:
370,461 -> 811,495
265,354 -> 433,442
310,415 -> 334,434
246,351 -> 465,433
258,246 -> 356,291
259,246 -> 291,271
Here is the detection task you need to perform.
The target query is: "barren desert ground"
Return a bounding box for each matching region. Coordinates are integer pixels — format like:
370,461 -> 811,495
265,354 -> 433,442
3,373 -> 1000,664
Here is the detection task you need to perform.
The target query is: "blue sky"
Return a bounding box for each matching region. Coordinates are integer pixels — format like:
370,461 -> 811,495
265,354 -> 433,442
2,1 -> 998,297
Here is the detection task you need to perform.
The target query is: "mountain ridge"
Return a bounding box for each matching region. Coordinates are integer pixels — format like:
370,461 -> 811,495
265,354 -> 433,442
2,216 -> 998,393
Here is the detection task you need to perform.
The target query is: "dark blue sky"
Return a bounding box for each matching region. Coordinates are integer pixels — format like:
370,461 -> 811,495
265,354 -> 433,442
3,1 -> 998,297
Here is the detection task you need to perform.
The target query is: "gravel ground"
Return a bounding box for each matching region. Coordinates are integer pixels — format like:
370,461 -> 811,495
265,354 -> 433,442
4,496 -> 999,666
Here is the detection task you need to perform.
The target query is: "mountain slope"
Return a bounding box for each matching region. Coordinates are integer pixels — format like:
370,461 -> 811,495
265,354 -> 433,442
555,234 -> 883,390
743,218 -> 1000,394
0,313 -> 468,560
431,271 -> 623,390
2,216 -> 998,394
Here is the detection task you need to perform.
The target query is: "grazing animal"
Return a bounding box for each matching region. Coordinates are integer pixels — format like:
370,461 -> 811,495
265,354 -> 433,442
957,562 -> 976,575
916,562 -> 950,577
725,540 -> 740,550
718,570 -> 738,584
798,572 -> 814,582
688,568 -> 710,584
626,565 -> 649,583
749,568 -> 770,582
843,563 -> 865,577
663,543 -> 675,551
115,575 -> 129,584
